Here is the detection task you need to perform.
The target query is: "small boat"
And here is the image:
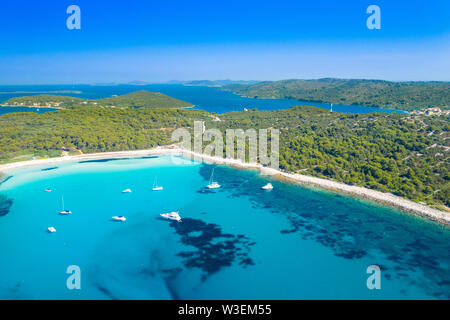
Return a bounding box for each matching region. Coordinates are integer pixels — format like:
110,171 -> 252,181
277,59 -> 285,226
47,227 -> 56,233
207,168 -> 221,189
44,189 -> 52,193
262,183 -> 274,190
111,216 -> 126,222
152,176 -> 163,191
122,189 -> 132,193
160,211 -> 182,222
59,196 -> 72,215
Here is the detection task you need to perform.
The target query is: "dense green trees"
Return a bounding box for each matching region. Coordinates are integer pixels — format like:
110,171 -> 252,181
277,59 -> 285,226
212,107 -> 449,207
0,104 -> 448,208
2,91 -> 193,109
223,78 -> 450,111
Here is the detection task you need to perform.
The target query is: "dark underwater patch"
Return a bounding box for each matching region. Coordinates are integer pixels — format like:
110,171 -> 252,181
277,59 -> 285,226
167,217 -> 254,281
197,163 -> 450,299
79,158 -> 128,163
197,188 -> 220,194
0,176 -> 13,186
93,283 -> 119,300
41,167 -> 58,171
79,156 -> 159,164
0,195 -> 13,217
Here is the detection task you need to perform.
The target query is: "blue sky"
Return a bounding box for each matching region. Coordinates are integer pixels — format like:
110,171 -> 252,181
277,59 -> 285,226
0,0 -> 448,84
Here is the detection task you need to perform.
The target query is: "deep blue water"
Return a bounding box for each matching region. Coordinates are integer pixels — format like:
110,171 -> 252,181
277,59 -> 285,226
0,84 -> 407,114
0,155 -> 448,300
0,107 -> 55,115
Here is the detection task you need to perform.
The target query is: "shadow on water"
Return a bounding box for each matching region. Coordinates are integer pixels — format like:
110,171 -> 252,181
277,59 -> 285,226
198,164 -> 450,299
79,156 -> 159,164
41,167 -> 58,172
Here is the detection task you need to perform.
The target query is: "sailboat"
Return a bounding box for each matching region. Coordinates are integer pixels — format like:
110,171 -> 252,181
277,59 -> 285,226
207,168 -> 221,189
59,196 -> 72,215
152,176 -> 163,191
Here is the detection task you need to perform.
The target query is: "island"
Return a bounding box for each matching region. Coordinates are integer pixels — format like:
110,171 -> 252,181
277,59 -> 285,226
0,90 -> 194,110
222,78 -> 450,111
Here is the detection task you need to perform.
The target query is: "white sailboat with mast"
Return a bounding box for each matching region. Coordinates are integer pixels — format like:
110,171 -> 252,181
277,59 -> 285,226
152,176 -> 163,191
207,168 -> 221,189
59,196 -> 72,215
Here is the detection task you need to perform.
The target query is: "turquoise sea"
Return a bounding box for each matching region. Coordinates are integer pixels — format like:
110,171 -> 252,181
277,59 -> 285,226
0,84 -> 406,114
0,155 -> 448,300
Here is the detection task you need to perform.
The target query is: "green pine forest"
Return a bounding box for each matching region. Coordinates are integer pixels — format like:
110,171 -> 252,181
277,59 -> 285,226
2,90 -> 193,109
223,78 -> 450,111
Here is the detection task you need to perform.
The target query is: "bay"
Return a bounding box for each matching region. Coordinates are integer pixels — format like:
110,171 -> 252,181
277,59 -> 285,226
0,84 -> 407,114
0,155 -> 448,299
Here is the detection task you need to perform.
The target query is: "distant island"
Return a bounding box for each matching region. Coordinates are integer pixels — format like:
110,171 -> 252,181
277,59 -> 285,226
167,80 -> 260,87
222,78 -> 450,111
0,91 -> 193,109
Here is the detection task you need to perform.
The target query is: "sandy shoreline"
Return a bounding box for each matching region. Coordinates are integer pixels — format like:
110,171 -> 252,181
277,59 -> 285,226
1,147 -> 449,225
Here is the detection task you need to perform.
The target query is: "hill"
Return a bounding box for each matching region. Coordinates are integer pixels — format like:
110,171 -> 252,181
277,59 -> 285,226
1,94 -> 84,108
95,91 -> 193,108
223,78 -> 450,111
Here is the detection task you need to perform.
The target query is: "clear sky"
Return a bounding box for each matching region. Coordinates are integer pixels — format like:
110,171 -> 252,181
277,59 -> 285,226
0,0 -> 449,84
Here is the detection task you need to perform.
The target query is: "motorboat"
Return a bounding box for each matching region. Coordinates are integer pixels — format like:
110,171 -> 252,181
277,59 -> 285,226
160,211 -> 182,222
262,183 -> 274,190
111,216 -> 126,222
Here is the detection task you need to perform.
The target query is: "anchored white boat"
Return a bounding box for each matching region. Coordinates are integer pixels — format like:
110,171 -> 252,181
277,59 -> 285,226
152,176 -> 163,191
111,216 -> 126,222
122,189 -> 132,193
59,196 -> 72,215
44,189 -> 52,193
207,168 -> 221,189
262,183 -> 274,190
47,227 -> 56,233
160,211 -> 182,222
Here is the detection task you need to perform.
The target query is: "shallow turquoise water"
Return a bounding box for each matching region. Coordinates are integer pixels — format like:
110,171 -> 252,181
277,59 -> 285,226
0,155 -> 448,300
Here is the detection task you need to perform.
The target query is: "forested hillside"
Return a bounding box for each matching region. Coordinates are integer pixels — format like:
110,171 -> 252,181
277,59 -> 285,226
0,105 -> 448,208
1,91 -> 193,109
96,91 -> 193,108
223,78 -> 450,111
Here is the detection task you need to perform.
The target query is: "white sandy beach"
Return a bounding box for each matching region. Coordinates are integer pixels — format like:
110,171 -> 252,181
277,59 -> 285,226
1,146 -> 449,225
